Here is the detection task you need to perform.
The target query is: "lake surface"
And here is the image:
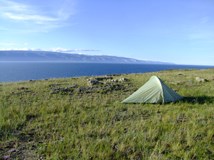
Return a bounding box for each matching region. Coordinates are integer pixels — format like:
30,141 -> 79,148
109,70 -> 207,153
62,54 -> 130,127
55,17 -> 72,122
0,62 -> 213,82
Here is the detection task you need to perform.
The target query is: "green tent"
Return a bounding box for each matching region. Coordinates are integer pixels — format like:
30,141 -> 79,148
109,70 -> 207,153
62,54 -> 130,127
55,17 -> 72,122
122,76 -> 182,104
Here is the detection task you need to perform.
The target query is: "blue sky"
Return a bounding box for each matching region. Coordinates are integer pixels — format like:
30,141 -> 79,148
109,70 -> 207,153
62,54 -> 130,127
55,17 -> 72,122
0,0 -> 214,65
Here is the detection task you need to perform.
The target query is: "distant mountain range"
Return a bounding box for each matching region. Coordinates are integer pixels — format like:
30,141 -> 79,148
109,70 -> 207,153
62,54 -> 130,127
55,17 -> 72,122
0,50 -> 172,64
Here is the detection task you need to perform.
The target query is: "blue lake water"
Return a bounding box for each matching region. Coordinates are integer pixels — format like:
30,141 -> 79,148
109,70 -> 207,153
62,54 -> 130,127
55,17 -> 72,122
0,62 -> 213,82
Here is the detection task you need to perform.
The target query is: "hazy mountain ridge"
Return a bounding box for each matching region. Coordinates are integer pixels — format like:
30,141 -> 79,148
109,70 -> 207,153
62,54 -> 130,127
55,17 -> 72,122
0,50 -> 172,64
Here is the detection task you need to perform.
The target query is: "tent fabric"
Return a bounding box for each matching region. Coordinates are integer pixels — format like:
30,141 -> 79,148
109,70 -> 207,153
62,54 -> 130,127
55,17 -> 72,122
122,76 -> 182,104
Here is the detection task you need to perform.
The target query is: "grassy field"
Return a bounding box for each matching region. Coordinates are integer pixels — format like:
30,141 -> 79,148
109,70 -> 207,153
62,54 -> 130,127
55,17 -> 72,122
0,69 -> 214,159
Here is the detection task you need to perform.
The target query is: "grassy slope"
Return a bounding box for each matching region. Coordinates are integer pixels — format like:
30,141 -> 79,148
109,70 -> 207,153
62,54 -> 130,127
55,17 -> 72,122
0,69 -> 214,159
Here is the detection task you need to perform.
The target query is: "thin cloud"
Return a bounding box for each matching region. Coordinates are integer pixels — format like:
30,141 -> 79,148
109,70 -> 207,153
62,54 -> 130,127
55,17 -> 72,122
50,48 -> 101,53
3,12 -> 58,23
0,0 -> 76,32
0,42 -> 17,46
200,17 -> 209,24
0,42 -> 28,50
0,48 -> 100,53
188,31 -> 214,41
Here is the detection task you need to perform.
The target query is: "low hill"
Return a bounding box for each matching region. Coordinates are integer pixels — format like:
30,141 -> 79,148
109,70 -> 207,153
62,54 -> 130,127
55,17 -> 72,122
0,50 -> 171,64
0,69 -> 214,159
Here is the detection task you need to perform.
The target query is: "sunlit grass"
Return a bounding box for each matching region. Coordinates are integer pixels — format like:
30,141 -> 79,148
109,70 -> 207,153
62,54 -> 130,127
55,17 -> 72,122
0,69 -> 214,159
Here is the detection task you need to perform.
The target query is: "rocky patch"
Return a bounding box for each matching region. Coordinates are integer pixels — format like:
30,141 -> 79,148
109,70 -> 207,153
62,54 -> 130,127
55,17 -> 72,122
195,77 -> 209,83
49,84 -> 78,95
48,76 -> 130,95
10,87 -> 34,96
84,76 -> 130,94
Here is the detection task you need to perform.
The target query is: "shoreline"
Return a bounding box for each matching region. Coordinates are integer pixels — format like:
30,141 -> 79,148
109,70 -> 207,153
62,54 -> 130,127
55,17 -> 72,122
1,68 -> 214,84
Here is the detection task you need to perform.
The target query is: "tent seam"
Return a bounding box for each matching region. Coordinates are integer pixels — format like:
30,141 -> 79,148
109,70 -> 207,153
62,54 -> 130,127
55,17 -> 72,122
156,77 -> 164,104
